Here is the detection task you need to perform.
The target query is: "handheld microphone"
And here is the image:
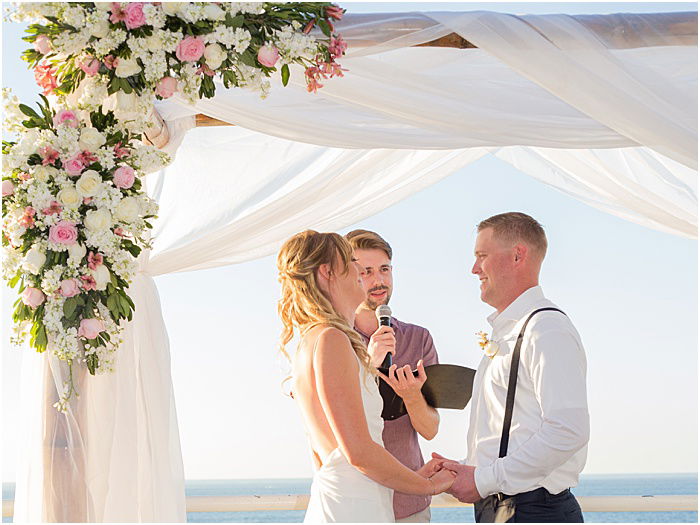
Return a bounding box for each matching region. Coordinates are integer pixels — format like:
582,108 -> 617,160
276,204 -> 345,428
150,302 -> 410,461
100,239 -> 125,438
376,305 -> 392,368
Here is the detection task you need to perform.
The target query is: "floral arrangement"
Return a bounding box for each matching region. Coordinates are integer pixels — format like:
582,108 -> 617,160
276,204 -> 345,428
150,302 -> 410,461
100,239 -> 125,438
2,90 -> 167,410
14,1 -> 347,106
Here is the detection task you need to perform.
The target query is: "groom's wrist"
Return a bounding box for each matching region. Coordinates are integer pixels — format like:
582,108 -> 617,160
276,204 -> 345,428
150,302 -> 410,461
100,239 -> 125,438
474,465 -> 497,498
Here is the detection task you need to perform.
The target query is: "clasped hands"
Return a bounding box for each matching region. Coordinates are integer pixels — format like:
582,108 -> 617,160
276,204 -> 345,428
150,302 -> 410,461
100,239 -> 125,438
416,453 -> 481,503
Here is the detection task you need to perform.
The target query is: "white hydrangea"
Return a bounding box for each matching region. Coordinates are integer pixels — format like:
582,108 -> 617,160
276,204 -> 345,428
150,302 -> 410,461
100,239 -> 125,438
109,249 -> 139,281
76,77 -> 110,111
235,64 -> 271,98
143,3 -> 166,28
84,228 -> 120,257
274,26 -> 318,63
178,2 -> 205,23
9,2 -> 58,23
228,3 -> 265,15
2,88 -> 25,134
95,147 -> 117,170
178,62 -> 202,104
208,26 -> 251,53
1,246 -> 23,280
26,179 -> 55,213
143,51 -> 168,83
60,5 -> 87,29
40,266 -> 65,295
92,28 -> 128,56
53,31 -> 91,56
93,185 -> 123,212
133,144 -> 170,173
53,126 -> 82,156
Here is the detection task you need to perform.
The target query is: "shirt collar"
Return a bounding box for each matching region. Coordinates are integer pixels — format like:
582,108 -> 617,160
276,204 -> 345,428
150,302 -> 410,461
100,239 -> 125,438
487,286 -> 544,329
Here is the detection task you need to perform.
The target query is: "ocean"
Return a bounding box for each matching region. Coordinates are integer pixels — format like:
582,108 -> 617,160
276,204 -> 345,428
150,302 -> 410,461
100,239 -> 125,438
2,474 -> 697,523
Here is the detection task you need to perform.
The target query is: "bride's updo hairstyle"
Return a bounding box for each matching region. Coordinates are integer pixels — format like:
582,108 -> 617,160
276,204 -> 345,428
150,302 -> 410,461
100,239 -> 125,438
277,230 -> 371,372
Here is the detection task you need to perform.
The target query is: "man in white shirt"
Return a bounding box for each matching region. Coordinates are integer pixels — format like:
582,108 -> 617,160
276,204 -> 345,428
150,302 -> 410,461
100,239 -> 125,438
435,212 -> 589,522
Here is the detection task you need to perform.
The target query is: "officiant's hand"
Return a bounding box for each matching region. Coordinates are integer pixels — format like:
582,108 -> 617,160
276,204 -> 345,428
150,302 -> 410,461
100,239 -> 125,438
378,360 -> 428,403
368,325 -> 395,368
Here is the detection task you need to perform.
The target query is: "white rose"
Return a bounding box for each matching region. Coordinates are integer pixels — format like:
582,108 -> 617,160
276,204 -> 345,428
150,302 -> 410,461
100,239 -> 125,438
114,196 -> 140,223
93,2 -> 112,11
161,2 -> 184,15
204,43 -> 226,70
78,128 -> 106,152
58,186 -> 81,208
145,32 -> 162,49
75,170 -> 103,198
68,242 -> 87,262
115,58 -> 142,78
22,246 -> 46,274
90,18 -> 110,38
33,165 -> 54,183
91,263 -> 111,291
203,3 -> 225,20
84,207 -> 112,231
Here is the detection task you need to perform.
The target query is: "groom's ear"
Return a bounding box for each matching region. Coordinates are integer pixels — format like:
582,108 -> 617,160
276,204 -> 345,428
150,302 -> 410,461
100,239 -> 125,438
513,244 -> 528,264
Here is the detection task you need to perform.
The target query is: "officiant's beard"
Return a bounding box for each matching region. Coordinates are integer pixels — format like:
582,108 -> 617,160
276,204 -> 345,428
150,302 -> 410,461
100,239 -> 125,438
363,286 -> 392,311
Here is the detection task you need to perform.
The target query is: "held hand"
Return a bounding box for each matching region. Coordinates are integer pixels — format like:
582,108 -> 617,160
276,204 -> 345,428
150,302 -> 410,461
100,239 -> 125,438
441,463 -> 481,503
368,325 -> 395,368
428,468 -> 457,494
416,457 -> 443,478
378,359 -> 428,403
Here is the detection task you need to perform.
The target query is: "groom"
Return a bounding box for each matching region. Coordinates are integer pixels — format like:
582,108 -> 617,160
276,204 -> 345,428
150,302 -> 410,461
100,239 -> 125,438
434,212 -> 589,522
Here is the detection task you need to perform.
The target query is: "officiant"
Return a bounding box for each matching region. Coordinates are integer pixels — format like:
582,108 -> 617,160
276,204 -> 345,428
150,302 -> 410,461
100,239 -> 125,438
346,230 -> 441,523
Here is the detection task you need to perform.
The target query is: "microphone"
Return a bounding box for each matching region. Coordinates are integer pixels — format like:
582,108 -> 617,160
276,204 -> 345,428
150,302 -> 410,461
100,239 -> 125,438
376,305 -> 392,368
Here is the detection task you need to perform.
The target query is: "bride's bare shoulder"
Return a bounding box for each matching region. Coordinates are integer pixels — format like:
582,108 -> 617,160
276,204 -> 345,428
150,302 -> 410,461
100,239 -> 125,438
300,325 -> 353,360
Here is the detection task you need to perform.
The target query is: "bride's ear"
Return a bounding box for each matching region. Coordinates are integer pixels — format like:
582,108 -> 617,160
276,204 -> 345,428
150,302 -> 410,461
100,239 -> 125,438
318,263 -> 332,281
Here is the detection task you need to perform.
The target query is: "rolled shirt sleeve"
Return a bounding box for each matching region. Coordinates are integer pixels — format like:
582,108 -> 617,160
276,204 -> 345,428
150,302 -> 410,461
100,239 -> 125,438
474,327 -> 590,497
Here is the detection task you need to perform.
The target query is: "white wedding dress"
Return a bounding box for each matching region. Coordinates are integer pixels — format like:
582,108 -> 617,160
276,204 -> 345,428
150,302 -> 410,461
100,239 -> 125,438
303,353 -> 395,523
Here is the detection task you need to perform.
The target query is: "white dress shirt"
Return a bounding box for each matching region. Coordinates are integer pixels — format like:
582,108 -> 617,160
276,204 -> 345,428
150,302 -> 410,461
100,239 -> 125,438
466,286 -> 589,497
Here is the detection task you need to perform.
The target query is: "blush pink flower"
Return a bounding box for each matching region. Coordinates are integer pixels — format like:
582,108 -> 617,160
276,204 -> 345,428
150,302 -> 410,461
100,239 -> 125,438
175,36 -> 205,62
124,2 -> 146,29
195,64 -> 215,77
79,57 -> 100,76
49,221 -> 78,245
325,6 -> 344,20
1,180 -> 14,197
40,146 -> 60,166
18,172 -> 32,181
114,227 -> 126,237
303,19 -> 315,34
78,318 -> 105,340
52,109 -> 79,128
59,278 -> 81,298
88,251 -> 103,270
63,154 -> 85,177
21,287 -> 45,308
80,274 -> 97,291
113,142 -> 130,158
79,151 -> 98,165
42,200 -> 63,216
305,66 -> 324,93
34,61 -> 58,95
155,76 -> 178,98
19,207 -> 36,228
257,45 -> 279,67
33,35 -> 52,55
103,55 -> 117,70
329,36 -> 347,58
109,2 -> 128,24
112,165 -> 135,189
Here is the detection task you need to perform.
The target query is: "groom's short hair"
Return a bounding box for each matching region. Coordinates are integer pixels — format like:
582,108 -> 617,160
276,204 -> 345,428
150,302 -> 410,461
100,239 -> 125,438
345,229 -> 393,260
478,212 -> 548,259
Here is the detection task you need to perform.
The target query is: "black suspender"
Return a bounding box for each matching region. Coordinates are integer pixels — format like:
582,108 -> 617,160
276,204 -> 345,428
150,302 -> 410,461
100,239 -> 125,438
498,307 -> 566,459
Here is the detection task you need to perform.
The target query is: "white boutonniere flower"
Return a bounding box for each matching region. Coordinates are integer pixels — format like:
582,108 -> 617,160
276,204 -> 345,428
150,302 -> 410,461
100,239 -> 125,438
477,331 -> 499,359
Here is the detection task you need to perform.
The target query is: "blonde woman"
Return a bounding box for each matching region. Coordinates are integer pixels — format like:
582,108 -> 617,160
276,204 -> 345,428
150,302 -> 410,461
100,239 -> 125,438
277,231 -> 455,523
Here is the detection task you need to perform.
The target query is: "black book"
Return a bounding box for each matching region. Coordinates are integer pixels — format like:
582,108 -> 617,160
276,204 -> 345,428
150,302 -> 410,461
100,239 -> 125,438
377,364 -> 476,421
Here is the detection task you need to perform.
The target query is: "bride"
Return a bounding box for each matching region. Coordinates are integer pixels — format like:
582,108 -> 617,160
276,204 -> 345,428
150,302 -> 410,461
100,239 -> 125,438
277,231 -> 455,523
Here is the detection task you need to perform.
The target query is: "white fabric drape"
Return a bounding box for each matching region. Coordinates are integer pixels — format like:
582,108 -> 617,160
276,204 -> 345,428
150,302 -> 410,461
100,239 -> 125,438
13,10 -> 696,523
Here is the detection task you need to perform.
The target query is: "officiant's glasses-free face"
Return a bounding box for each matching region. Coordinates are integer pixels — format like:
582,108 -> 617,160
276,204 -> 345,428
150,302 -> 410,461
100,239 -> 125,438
354,248 -> 394,310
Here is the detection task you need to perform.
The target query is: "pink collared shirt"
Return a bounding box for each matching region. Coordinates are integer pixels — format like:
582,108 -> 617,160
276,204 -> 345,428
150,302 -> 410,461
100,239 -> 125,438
358,317 -> 439,520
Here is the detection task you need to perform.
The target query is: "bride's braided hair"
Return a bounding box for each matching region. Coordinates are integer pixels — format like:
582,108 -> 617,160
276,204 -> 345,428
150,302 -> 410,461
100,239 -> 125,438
277,230 -> 372,373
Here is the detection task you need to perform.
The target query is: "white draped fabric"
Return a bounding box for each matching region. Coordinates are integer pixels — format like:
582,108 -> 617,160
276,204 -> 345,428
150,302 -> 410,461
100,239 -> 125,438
13,10 -> 696,523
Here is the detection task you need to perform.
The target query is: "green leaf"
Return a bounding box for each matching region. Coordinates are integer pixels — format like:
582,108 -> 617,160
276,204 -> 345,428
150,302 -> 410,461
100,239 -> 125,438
19,104 -> 40,119
281,64 -> 290,86
63,296 -> 78,319
86,353 -> 98,375
318,19 -> 331,37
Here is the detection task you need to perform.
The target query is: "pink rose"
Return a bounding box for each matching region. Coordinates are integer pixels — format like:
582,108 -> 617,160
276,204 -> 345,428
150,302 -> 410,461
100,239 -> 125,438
257,45 -> 279,67
103,55 -> 117,70
175,36 -> 205,62
80,57 -> 100,76
2,180 -> 14,197
33,35 -> 52,55
49,221 -> 78,245
155,76 -> 178,98
21,287 -> 45,308
63,154 -> 85,177
112,165 -> 135,189
78,318 -> 105,340
53,109 -> 79,129
59,278 -> 81,298
124,2 -> 146,29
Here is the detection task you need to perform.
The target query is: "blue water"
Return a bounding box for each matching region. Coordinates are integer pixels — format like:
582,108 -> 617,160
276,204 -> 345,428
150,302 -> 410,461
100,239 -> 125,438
3,474 -> 697,522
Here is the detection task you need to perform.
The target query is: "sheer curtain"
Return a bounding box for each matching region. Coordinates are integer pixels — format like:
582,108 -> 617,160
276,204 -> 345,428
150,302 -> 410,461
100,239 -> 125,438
13,10 -> 696,523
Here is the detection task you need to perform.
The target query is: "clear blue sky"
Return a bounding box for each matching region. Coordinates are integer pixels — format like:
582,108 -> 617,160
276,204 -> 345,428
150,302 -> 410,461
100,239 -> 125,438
2,3 -> 697,482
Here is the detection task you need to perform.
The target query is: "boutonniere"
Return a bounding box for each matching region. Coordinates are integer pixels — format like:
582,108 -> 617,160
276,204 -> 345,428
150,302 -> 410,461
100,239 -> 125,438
477,331 -> 499,359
